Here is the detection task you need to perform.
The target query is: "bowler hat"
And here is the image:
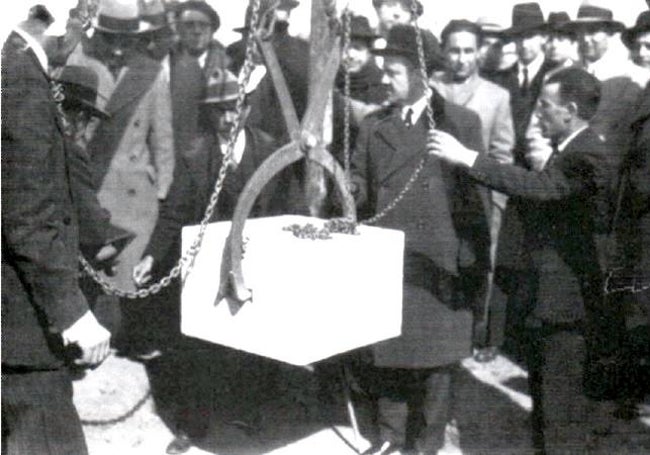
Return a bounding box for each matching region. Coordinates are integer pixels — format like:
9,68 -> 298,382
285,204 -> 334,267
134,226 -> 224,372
505,3 -> 546,37
57,66 -> 109,119
176,0 -> 220,31
203,68 -> 241,104
371,0 -> 423,17
138,0 -> 168,31
373,24 -> 442,74
233,0 -> 299,34
349,15 -> 380,42
622,10 -> 650,48
94,0 -> 154,34
563,3 -> 625,33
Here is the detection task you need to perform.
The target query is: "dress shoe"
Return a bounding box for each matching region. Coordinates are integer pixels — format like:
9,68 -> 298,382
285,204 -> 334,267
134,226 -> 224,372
166,432 -> 193,454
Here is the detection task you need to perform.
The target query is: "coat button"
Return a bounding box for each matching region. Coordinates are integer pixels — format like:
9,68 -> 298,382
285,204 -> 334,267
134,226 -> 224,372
130,155 -> 138,162
416,220 -> 426,229
134,120 -> 140,127
127,189 -> 136,196
422,181 -> 430,190
63,216 -> 71,225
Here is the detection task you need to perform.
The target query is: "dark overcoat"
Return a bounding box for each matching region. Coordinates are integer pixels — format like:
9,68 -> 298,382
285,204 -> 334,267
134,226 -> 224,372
472,128 -> 614,325
144,126 -> 286,270
1,32 -> 89,368
351,94 -> 490,368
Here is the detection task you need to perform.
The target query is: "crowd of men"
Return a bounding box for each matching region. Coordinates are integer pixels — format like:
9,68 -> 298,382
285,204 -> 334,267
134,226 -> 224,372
2,0 -> 649,454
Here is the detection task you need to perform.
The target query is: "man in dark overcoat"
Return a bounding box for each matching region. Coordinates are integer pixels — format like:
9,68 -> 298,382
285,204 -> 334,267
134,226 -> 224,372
1,15 -> 111,455
429,67 -> 616,453
350,25 -> 490,455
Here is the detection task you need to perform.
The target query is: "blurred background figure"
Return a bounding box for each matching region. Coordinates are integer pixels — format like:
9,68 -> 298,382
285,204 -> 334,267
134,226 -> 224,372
476,17 -> 513,79
544,11 -> 579,67
623,10 -> 650,70
68,0 -> 174,357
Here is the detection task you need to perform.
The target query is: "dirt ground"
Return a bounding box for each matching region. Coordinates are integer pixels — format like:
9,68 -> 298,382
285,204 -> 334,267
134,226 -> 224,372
72,345 -> 650,455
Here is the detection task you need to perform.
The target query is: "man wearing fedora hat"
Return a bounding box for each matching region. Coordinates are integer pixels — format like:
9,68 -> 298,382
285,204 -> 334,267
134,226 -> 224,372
67,0 -> 175,355
2,9 -> 112,455
226,0 -> 310,149
624,10 -> 650,70
133,68 -> 291,454
330,15 -> 388,170
350,24 -> 489,455
544,12 -> 579,68
488,3 -> 558,364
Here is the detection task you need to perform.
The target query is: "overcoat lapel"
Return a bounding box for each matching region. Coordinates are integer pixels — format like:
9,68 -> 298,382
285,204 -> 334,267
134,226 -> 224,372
104,55 -> 161,115
88,53 -> 161,185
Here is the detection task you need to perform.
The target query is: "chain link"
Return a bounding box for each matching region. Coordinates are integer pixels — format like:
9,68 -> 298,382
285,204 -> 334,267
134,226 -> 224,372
341,7 -> 352,182
79,0 -> 263,299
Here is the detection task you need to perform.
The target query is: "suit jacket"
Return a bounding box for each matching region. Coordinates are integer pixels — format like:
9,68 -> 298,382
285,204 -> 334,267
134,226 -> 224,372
351,94 -> 490,368
617,83 -> 650,275
144,126 -> 286,272
492,59 -> 557,166
431,73 -> 514,166
1,32 -> 89,368
472,128 -> 614,324
170,40 -> 230,159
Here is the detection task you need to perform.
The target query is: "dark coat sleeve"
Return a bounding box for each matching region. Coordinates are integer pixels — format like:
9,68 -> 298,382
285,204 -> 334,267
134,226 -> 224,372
1,44 -> 88,332
143,154 -> 198,265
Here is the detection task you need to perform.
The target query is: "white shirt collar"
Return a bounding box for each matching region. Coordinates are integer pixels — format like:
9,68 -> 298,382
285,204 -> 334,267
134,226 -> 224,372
14,27 -> 49,73
518,52 -> 545,85
401,95 -> 429,126
557,125 -> 588,152
198,50 -> 208,69
219,129 -> 247,166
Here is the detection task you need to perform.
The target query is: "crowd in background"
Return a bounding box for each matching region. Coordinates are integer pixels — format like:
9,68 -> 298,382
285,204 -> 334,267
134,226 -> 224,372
2,0 -> 649,454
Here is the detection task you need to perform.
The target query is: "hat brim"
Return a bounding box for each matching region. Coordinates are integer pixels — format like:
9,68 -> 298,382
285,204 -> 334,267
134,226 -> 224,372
71,97 -> 110,120
622,26 -> 650,47
93,19 -> 155,34
503,23 -> 547,37
202,94 -> 239,104
372,47 -> 417,58
563,19 -> 626,33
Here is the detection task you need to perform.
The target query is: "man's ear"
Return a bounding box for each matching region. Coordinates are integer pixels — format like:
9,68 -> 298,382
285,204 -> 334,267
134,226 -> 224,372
564,101 -> 579,121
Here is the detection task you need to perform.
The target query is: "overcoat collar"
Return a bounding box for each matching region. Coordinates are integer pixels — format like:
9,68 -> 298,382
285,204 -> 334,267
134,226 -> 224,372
103,52 -> 161,114
374,90 -> 447,182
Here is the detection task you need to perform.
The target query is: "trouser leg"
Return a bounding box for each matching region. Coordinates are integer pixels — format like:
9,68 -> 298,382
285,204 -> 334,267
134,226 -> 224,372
2,369 -> 88,455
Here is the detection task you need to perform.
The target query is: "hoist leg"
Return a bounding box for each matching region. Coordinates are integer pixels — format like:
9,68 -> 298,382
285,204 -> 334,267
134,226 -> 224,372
217,143 -> 357,312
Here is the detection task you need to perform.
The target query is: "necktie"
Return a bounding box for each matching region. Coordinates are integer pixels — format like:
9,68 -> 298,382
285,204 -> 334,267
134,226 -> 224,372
521,67 -> 529,95
404,108 -> 414,128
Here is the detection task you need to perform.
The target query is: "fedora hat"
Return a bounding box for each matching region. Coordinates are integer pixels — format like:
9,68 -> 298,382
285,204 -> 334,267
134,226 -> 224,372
371,0 -> 423,17
138,0 -> 168,31
203,68 -> 241,104
57,66 -> 109,119
233,0 -> 299,34
372,24 -> 443,74
622,10 -> 650,48
505,2 -> 546,37
94,0 -> 154,34
563,3 -> 625,33
176,0 -> 220,31
349,15 -> 380,42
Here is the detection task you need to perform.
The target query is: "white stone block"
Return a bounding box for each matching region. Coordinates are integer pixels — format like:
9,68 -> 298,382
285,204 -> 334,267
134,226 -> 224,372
181,215 -> 404,366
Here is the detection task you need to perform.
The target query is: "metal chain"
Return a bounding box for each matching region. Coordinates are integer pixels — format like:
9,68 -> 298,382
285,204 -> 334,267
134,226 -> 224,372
80,388 -> 152,427
341,7 -> 352,182
79,0 -> 263,299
